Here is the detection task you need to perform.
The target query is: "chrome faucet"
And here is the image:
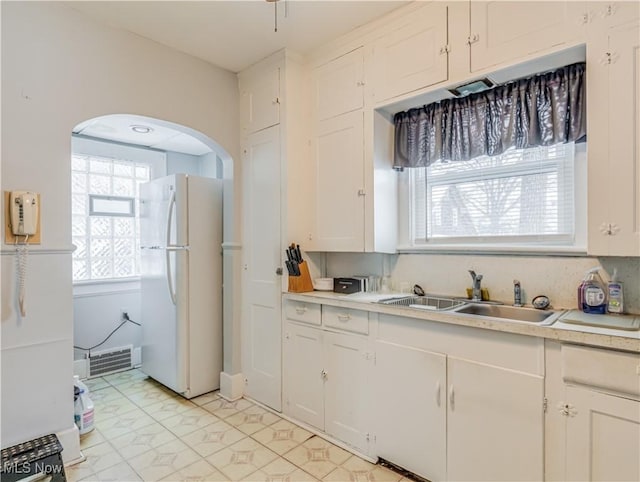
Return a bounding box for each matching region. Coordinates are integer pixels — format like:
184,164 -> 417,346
468,270 -> 483,302
513,280 -> 523,307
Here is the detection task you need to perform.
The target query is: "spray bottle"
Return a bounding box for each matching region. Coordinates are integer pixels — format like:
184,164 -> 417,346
577,267 -> 607,314
607,268 -> 625,314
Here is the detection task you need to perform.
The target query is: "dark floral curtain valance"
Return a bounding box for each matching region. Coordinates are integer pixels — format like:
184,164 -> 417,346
393,62 -> 586,169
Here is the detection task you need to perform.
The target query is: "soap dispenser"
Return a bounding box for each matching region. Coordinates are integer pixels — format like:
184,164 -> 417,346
577,267 -> 607,314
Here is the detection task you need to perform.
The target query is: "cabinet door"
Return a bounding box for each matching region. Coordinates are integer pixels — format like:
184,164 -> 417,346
283,323 -> 324,430
373,341 -> 447,482
242,126 -> 282,411
313,48 -> 364,121
565,386 -> 640,481
324,331 -> 370,453
470,1 -> 573,72
313,111 -> 365,252
606,20 -> 640,255
372,3 -> 448,103
447,357 -> 544,481
240,66 -> 280,134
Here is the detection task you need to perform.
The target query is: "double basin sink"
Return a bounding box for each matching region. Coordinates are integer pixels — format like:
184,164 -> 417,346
378,295 -> 563,325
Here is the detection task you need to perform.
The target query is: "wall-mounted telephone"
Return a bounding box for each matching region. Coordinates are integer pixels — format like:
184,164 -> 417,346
6,190 -> 40,318
10,191 -> 39,237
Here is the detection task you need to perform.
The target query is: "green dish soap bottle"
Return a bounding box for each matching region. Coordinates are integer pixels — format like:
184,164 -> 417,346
578,267 -> 607,314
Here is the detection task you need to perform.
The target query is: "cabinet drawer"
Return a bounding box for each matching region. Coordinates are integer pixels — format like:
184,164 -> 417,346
322,306 -> 369,334
284,300 -> 321,326
562,344 -> 640,399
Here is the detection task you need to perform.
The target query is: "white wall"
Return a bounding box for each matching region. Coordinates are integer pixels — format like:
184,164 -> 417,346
167,151 -> 202,176
73,283 -> 142,362
325,253 -> 640,314
166,150 -> 223,178
1,1 -> 240,453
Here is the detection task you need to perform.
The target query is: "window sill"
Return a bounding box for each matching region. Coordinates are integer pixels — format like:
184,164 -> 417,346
396,244 -> 588,257
73,277 -> 141,297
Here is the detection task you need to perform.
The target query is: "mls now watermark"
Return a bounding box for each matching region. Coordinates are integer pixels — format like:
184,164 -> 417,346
4,461 -> 65,475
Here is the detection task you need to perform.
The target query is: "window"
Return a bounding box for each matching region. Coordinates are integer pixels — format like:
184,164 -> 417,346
72,154 -> 150,281
408,143 -> 578,247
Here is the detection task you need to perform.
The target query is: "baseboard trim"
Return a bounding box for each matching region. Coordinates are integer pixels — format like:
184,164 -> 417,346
219,371 -> 244,401
56,425 -> 82,465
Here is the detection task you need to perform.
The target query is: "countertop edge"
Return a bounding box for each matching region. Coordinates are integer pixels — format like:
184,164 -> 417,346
283,292 -> 640,353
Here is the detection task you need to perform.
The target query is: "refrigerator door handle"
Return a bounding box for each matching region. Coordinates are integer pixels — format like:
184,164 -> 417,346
166,249 -> 177,305
165,190 -> 178,305
166,189 -> 176,248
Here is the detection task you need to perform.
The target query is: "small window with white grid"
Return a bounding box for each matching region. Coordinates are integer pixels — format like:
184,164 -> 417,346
71,154 -> 150,281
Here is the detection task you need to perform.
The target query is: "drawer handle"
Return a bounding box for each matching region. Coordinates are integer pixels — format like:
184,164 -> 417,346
337,313 -> 351,322
295,306 -> 308,315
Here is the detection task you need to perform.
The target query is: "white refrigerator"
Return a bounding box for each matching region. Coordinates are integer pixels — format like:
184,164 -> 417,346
140,174 -> 222,399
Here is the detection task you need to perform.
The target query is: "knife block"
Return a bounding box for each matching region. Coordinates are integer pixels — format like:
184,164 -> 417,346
288,261 -> 314,293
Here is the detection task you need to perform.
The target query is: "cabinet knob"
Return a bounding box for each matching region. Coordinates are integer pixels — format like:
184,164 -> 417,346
599,223 -> 620,236
276,267 -> 283,275
467,34 -> 480,45
356,80 -> 365,87
321,369 -> 328,380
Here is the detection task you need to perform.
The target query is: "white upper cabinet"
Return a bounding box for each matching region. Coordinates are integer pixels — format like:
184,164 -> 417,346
588,19 -> 640,255
240,66 -> 280,134
469,1 -> 582,73
313,48 -> 364,122
372,3 -> 449,103
311,48 -> 366,252
312,108 -> 365,252
605,20 -> 640,255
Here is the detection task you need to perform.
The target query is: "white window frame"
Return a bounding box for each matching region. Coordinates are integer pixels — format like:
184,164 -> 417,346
397,142 -> 587,254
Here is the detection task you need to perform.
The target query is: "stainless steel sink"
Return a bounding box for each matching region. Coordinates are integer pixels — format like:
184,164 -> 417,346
454,303 -> 559,323
378,295 -> 466,311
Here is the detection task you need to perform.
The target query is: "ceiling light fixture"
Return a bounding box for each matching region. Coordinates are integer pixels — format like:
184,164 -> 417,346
130,125 -> 153,134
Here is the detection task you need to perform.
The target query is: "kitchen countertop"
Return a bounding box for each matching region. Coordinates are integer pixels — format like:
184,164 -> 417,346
283,291 -> 640,353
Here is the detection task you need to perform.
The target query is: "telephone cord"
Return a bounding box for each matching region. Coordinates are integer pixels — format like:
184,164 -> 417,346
16,240 -> 29,317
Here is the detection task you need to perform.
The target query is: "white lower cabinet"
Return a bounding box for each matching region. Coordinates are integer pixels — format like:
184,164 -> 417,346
373,314 -> 545,481
446,357 -> 544,482
284,322 -> 324,430
373,341 -> 447,481
283,318 -> 372,454
324,331 -> 370,452
560,343 -> 640,481
565,386 -> 640,481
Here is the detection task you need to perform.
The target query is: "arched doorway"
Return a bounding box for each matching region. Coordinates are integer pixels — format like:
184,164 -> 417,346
70,113 -> 234,397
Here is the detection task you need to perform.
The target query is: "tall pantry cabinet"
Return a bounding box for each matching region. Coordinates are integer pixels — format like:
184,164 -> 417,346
238,51 -> 311,411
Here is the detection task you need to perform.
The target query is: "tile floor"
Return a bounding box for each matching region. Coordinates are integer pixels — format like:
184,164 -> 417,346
68,369 -> 410,482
